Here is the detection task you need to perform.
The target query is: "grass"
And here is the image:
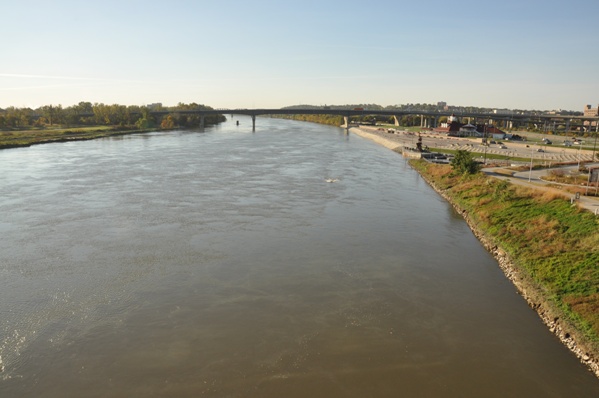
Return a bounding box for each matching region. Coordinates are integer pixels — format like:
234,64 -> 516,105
410,159 -> 599,346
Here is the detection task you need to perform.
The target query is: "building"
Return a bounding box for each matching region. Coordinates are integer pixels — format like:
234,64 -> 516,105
433,114 -> 508,138
434,114 -> 462,134
583,104 -> 598,129
458,124 -> 480,137
584,104 -> 598,117
147,103 -> 163,111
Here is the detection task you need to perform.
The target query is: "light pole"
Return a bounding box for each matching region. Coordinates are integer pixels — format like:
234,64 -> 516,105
483,123 -> 488,165
588,121 -> 599,196
528,145 -> 534,182
592,120 -> 598,163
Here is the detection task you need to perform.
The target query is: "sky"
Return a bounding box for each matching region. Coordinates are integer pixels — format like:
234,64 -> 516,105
1,0 -> 598,112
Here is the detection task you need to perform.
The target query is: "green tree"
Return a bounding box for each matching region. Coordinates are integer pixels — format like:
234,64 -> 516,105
39,104 -> 64,126
64,102 -> 94,125
135,117 -> 152,129
4,107 -> 34,128
451,150 -> 480,175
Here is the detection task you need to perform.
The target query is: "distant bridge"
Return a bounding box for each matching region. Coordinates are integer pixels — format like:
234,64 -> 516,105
73,107 -> 599,133
151,108 -> 599,133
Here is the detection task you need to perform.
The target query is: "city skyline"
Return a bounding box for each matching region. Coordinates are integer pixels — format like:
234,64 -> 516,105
1,0 -> 598,112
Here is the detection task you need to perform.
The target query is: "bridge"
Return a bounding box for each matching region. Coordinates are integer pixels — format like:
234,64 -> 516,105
148,108 -> 599,133
69,107 -> 599,133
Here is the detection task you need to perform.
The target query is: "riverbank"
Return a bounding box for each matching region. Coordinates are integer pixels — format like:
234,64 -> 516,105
0,126 -> 161,150
349,126 -> 599,378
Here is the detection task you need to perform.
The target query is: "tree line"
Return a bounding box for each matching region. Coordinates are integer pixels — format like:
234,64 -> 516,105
0,102 -> 225,130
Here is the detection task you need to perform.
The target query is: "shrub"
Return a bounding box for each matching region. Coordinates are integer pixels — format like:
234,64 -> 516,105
451,150 -> 480,175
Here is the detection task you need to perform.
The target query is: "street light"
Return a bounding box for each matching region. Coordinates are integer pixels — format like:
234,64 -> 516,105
586,166 -> 592,196
528,145 -> 534,182
592,120 -> 598,162
483,123 -> 488,165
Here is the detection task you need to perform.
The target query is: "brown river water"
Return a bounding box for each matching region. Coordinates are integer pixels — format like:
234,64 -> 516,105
1,117 -> 598,397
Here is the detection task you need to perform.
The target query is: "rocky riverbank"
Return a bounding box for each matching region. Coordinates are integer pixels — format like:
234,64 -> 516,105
349,126 -> 599,379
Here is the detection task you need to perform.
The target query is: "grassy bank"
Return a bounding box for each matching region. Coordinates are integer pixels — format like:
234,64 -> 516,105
409,159 -> 599,367
0,126 -> 159,149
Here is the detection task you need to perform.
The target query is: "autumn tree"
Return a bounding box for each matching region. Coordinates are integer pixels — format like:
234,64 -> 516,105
160,115 -> 175,129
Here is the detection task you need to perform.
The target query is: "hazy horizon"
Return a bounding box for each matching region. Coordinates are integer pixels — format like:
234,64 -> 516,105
1,0 -> 598,112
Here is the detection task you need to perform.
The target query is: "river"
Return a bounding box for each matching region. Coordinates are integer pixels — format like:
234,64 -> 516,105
1,117 -> 598,397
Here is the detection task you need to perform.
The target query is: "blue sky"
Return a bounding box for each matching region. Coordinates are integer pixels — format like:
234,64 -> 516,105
1,0 -> 598,111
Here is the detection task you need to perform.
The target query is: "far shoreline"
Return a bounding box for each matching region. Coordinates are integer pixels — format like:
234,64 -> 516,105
348,125 -> 599,379
0,127 -> 159,150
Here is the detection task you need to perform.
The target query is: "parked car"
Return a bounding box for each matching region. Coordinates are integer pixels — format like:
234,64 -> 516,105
500,144 -> 507,149
537,148 -> 545,152
564,141 -> 573,147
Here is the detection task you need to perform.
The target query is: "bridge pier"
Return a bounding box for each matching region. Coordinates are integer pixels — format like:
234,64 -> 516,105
419,115 -> 433,129
251,115 -> 256,132
200,115 -> 205,130
343,116 -> 350,133
420,116 -> 432,129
